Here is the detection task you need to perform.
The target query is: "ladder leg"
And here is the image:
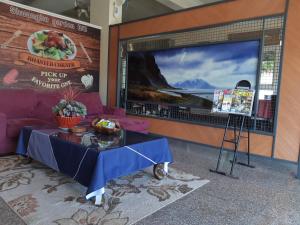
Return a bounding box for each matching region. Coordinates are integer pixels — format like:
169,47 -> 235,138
236,123 -> 255,168
215,115 -> 231,171
233,118 -> 237,163
215,142 -> 224,171
247,127 -> 250,165
210,115 -> 231,175
229,116 -> 244,177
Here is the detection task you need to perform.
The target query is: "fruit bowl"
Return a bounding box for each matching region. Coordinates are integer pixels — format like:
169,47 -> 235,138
91,118 -> 121,135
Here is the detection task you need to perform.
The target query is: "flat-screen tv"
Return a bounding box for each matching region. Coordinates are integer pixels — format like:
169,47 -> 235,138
127,40 -> 260,110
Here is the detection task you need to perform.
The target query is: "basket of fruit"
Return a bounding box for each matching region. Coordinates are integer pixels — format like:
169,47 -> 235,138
91,118 -> 121,135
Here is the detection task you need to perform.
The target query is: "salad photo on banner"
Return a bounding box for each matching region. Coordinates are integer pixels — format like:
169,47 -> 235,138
0,1 -> 100,92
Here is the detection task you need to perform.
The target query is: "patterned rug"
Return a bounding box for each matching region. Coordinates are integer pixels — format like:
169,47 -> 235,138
0,156 -> 209,225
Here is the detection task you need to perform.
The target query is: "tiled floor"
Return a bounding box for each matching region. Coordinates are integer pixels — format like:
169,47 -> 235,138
1,138 -> 299,225
137,138 -> 300,225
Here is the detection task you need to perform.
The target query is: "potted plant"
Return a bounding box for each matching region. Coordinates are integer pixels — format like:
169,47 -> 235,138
52,87 -> 87,129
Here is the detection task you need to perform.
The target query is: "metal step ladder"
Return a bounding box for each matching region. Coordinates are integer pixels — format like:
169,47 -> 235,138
210,114 -> 255,179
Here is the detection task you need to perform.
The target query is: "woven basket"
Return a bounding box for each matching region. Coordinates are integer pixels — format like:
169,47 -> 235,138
55,116 -> 82,129
91,118 -> 121,135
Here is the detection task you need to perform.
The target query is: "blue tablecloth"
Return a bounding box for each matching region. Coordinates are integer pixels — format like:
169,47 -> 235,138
16,127 -> 173,204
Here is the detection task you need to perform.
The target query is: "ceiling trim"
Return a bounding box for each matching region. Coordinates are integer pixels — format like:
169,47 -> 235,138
155,0 -> 183,10
155,0 -> 215,10
0,0 -> 101,29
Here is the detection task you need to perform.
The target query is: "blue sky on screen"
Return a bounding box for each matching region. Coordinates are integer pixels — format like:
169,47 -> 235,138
153,40 -> 260,89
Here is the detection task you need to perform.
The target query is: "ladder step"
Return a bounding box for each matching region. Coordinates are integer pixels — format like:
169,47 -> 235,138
223,139 -> 238,144
240,136 -> 249,139
236,162 -> 255,168
223,136 -> 249,143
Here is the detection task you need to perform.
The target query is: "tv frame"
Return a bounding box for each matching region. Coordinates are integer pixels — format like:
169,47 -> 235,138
125,38 -> 262,111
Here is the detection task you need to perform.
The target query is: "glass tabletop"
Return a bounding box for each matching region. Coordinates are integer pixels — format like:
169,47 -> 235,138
50,129 -> 162,150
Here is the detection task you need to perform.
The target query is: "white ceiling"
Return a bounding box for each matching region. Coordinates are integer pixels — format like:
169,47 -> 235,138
9,0 -> 224,22
11,0 -> 74,13
10,0 -> 90,13
10,0 -> 90,21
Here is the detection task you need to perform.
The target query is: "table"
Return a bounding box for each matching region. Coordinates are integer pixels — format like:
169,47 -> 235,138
16,127 -> 173,205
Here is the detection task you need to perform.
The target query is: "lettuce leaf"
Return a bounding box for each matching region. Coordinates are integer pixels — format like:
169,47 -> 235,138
35,32 -> 48,42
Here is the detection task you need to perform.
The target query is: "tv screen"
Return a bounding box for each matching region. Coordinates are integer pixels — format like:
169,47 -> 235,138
127,40 -> 260,109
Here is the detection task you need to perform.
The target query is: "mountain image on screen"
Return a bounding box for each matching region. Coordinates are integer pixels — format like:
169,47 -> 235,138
173,79 -> 216,89
127,40 -> 260,109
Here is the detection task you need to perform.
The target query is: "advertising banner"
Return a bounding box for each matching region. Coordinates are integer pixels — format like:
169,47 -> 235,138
0,1 -> 100,92
212,89 -> 255,117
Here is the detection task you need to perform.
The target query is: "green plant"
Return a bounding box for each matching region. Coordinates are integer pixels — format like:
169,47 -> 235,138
52,86 -> 87,117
